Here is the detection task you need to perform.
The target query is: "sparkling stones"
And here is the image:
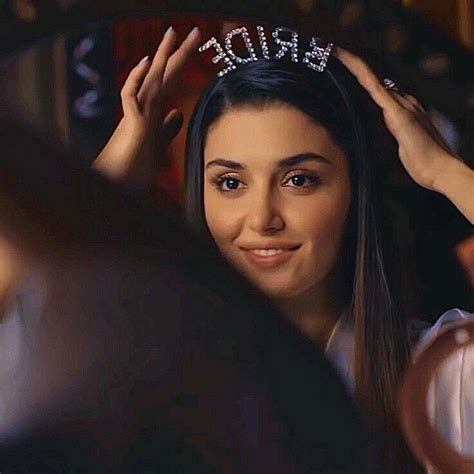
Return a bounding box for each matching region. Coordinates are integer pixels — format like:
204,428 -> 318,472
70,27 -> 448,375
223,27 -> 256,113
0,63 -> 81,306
198,36 -> 235,76
199,26 -> 333,77
217,65 -> 237,77
303,36 -> 333,72
272,27 -> 299,62
224,27 -> 258,65
256,25 -> 270,59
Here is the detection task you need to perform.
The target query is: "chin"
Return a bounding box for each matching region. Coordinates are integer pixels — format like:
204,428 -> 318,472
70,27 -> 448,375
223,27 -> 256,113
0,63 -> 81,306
252,280 -> 301,300
225,254 -> 307,299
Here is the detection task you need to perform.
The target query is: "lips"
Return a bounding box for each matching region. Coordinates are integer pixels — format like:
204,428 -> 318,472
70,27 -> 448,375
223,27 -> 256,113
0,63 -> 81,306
240,243 -> 301,251
240,245 -> 300,268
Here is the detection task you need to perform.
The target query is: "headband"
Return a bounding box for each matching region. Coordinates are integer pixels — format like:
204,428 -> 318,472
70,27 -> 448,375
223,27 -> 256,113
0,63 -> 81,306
198,25 -> 334,77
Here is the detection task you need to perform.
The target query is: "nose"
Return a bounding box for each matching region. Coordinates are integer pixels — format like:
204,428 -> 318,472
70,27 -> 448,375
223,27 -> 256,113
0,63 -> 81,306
246,188 -> 284,234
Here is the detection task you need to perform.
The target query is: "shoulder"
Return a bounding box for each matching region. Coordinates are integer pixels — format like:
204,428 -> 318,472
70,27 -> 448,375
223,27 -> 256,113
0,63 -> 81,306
411,308 -> 474,457
413,308 -> 474,353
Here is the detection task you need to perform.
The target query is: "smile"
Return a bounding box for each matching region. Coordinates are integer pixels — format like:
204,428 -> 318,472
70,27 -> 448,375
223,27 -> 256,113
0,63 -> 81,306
241,246 -> 300,268
249,249 -> 286,256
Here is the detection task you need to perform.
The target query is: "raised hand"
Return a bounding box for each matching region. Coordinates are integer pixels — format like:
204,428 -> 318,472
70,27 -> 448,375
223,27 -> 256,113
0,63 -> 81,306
93,26 -> 201,192
334,46 -> 454,191
334,46 -> 474,223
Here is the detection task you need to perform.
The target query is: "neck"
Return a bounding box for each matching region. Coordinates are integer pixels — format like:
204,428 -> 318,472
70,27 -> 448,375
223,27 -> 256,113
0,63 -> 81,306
273,274 -> 340,348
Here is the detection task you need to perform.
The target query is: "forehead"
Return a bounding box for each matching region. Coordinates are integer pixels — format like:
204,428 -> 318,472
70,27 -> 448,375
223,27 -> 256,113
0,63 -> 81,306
204,103 -> 347,167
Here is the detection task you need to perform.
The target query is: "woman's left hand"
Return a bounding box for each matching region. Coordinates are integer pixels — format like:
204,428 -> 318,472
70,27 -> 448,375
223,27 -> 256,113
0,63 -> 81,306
333,47 -> 459,193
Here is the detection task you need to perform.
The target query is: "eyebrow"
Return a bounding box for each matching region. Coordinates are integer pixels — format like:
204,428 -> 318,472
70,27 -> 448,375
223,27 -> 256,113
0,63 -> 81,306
205,152 -> 332,171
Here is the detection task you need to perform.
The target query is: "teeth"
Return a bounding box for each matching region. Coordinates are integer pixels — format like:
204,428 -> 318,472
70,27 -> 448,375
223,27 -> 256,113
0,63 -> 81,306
250,249 -> 286,256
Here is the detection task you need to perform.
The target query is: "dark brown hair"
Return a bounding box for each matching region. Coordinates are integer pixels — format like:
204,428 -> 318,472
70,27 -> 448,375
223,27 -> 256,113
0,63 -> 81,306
184,55 -> 421,472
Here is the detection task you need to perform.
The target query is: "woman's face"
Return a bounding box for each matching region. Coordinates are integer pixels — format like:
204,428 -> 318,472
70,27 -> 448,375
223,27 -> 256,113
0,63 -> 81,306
203,103 -> 351,299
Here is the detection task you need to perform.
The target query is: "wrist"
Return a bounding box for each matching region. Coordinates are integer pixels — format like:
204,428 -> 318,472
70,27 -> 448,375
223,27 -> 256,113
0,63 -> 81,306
433,154 -> 473,197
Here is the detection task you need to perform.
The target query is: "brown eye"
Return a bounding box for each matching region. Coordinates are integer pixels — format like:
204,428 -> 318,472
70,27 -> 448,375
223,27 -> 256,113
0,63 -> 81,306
214,175 -> 243,192
290,175 -> 306,186
283,172 -> 320,188
222,178 -> 240,190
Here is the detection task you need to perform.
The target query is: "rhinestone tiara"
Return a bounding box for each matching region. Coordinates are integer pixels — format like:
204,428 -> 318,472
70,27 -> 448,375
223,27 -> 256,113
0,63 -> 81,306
198,25 -> 334,77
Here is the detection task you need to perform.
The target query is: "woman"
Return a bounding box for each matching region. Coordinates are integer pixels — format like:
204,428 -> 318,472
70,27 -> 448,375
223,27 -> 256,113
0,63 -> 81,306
94,25 -> 474,472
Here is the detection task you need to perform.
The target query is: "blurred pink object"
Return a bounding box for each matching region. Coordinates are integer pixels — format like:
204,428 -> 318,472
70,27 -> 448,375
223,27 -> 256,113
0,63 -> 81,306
456,234 -> 474,288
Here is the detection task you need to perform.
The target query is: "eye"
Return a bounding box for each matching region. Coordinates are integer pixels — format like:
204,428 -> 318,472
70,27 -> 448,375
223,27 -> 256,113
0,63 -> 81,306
283,171 -> 320,188
213,175 -> 244,192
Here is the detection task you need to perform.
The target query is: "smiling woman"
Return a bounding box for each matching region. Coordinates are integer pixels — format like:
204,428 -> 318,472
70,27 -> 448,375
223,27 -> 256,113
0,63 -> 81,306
87,23 -> 474,474
184,55 -> 414,471
180,42 -> 474,472
203,104 -> 351,346
1,4 -> 474,472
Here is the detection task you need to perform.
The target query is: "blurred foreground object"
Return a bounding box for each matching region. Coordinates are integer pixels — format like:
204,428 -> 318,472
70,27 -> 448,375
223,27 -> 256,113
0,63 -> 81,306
456,234 -> 474,289
0,117 -> 367,473
399,320 -> 474,473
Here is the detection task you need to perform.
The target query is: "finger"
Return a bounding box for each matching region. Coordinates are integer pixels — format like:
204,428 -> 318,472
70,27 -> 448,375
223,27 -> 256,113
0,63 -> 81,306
384,94 -> 452,152
382,92 -> 432,137
386,90 -> 419,113
394,96 -> 446,149
162,26 -> 201,95
120,56 -> 151,116
334,46 -> 403,115
160,109 -> 184,146
419,115 -> 453,152
403,94 -> 426,113
139,26 -> 178,103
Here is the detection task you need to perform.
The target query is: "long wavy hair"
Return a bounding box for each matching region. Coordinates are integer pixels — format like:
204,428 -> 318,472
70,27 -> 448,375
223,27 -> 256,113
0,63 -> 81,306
184,49 -> 421,473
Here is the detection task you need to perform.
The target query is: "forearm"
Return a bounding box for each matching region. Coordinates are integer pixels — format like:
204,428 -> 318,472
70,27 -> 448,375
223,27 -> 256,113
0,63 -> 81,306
434,155 -> 474,225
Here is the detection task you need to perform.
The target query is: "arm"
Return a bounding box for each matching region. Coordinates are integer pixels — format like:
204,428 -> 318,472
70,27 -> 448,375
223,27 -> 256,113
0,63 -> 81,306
434,155 -> 474,225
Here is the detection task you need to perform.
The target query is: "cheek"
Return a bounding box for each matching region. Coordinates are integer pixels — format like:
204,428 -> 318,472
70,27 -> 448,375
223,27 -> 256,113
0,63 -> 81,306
299,183 -> 351,264
203,188 -> 238,247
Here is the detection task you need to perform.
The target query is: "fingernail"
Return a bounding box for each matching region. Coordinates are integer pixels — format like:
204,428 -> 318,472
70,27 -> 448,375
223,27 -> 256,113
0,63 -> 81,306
138,55 -> 149,65
187,26 -> 199,37
165,26 -> 174,36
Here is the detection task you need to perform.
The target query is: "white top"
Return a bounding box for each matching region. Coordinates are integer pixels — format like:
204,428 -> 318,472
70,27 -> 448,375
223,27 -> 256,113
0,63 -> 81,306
324,307 -> 474,470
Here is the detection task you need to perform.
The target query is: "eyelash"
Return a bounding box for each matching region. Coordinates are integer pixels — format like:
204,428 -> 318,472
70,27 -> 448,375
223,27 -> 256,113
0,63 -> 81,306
212,171 -> 321,193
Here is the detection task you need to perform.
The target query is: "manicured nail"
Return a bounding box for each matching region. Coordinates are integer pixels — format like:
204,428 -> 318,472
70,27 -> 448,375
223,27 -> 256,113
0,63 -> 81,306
165,26 -> 174,36
187,26 -> 199,38
138,55 -> 149,65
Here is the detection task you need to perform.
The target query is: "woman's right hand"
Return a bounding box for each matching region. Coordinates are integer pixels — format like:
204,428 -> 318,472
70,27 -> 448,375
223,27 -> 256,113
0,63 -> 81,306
92,26 -> 201,192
